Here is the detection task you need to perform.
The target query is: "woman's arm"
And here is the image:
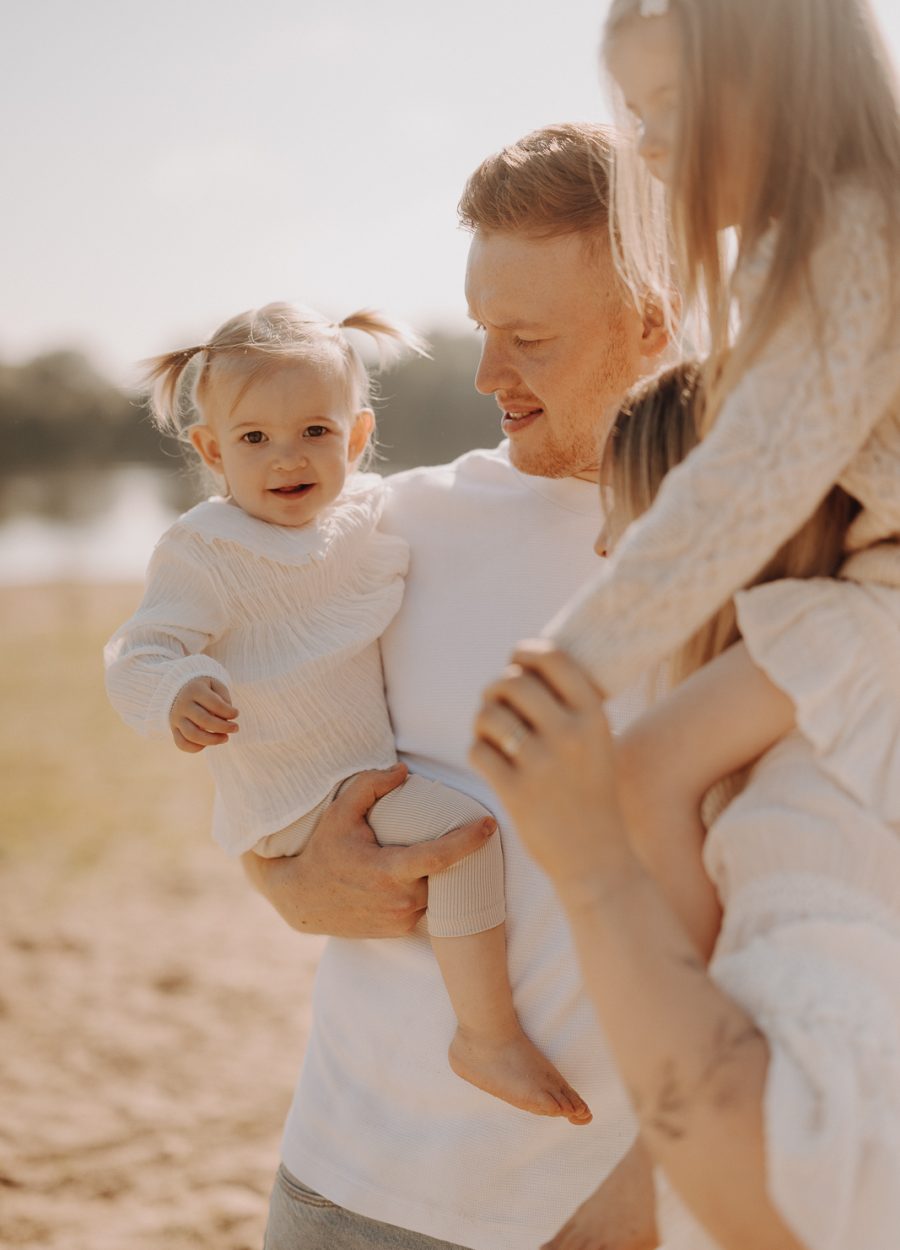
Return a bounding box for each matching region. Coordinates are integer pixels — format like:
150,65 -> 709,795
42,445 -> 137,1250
617,642 -> 795,959
470,642 -> 805,1250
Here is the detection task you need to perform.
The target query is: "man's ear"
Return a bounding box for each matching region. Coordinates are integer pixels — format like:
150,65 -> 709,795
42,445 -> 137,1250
348,409 -> 375,462
638,292 -> 676,361
189,423 -> 224,474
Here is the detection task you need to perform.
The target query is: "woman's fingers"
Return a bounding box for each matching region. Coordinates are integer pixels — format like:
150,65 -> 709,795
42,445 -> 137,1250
473,699 -> 535,763
510,639 -> 606,710
468,736 -> 517,790
480,666 -> 570,738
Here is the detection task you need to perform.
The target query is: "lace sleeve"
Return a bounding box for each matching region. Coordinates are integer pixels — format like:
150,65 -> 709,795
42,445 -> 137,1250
547,191 -> 899,695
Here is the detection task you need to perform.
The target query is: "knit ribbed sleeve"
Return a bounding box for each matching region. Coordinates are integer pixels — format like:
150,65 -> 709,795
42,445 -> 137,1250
547,186 -> 900,695
105,536 -> 233,738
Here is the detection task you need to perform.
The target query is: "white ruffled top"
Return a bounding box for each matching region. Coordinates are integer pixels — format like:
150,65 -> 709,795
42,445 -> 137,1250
653,569 -> 900,1250
656,717 -> 900,1250
104,474 -> 408,854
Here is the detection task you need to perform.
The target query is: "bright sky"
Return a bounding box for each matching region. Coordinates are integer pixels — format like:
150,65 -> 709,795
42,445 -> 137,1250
4,0 -> 900,387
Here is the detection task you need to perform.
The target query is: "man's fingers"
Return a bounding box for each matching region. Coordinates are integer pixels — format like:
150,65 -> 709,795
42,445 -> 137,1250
390,816 -> 497,881
331,764 -> 409,822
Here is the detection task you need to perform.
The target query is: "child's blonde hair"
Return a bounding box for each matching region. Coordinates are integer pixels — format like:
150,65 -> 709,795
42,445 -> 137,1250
602,0 -> 900,428
605,361 -> 858,687
141,302 -> 428,455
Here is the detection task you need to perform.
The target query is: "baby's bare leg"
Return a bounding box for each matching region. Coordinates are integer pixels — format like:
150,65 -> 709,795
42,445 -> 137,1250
369,775 -> 590,1123
436,926 -> 591,1124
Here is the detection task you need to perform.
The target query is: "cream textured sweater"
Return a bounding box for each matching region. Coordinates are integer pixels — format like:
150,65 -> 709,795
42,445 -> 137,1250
549,185 -> 900,691
104,475 -> 408,854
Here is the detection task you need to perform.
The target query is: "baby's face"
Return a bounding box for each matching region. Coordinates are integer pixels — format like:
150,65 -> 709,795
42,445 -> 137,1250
191,360 -> 371,527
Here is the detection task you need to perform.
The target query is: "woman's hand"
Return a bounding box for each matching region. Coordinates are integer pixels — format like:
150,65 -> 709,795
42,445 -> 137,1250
470,639 -> 633,896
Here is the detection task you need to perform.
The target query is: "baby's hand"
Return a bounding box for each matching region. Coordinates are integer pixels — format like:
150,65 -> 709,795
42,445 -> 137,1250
169,677 -> 239,753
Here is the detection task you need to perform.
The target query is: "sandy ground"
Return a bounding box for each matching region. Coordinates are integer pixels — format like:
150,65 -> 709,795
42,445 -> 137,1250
0,584 -> 324,1250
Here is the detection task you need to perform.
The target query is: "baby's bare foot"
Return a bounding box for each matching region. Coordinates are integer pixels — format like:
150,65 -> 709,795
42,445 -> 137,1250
449,1026 -> 591,1124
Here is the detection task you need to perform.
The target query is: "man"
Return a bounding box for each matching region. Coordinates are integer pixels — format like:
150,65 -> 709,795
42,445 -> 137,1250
245,123 -> 668,1250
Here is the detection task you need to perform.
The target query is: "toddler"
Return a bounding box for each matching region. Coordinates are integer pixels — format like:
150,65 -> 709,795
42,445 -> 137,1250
105,301 -> 589,1123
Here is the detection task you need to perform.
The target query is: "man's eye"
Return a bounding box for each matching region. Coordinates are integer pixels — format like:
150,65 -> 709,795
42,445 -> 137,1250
305,425 -> 329,438
513,337 -> 541,350
242,430 -> 266,444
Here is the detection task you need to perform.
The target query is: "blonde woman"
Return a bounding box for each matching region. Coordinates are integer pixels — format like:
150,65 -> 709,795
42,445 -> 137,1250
473,362 -> 900,1250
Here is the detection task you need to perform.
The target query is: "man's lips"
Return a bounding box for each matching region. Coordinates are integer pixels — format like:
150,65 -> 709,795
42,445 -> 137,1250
501,406 -> 543,432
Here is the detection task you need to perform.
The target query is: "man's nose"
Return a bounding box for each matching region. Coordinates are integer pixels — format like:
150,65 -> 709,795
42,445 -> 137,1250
474,337 -> 515,396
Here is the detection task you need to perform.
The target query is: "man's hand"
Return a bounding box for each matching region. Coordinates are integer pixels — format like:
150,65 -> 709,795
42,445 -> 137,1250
169,677 -> 239,753
242,764 -> 497,937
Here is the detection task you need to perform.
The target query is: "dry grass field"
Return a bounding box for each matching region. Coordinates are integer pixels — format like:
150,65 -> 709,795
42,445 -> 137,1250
0,583 -> 324,1250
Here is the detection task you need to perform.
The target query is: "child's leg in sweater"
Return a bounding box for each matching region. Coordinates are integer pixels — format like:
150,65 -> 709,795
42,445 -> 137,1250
616,640 -> 795,962
368,775 -> 591,1125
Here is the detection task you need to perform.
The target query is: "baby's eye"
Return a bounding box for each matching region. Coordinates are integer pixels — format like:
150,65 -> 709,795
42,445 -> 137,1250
304,425 -> 329,438
241,430 -> 266,444
513,336 -> 541,350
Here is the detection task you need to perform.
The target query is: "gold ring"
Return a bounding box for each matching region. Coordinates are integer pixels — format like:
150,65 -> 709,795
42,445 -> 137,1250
501,722 -> 528,759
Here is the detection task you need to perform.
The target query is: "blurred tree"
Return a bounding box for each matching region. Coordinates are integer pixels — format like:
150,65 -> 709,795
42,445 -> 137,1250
0,349 -> 180,474
374,332 -> 499,471
0,334 -> 499,480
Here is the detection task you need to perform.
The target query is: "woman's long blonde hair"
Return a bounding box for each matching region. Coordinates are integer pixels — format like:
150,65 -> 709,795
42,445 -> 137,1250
140,302 -> 428,452
605,362 -> 858,687
603,0 -> 900,429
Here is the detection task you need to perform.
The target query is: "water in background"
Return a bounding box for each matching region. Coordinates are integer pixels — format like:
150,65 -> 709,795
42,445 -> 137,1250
0,466 -> 186,584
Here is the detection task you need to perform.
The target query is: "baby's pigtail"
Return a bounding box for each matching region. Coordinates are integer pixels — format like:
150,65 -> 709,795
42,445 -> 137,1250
139,343 -> 210,439
338,309 -> 430,370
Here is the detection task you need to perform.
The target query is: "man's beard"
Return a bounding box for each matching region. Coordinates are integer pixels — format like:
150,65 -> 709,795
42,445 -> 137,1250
508,426 -> 601,480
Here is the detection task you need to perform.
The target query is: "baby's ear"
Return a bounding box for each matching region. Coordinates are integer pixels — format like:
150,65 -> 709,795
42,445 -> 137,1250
188,423 -> 224,473
348,409 -> 375,462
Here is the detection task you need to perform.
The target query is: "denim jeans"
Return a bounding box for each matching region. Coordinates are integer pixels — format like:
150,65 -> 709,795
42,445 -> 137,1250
263,1164 -> 474,1250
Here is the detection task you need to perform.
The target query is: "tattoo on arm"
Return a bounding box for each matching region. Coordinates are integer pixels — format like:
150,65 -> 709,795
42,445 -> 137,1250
631,966 -> 765,1143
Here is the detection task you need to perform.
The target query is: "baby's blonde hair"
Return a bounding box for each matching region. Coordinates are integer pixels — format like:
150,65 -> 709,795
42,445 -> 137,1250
141,302 -> 428,454
606,361 -> 858,687
603,0 -> 900,427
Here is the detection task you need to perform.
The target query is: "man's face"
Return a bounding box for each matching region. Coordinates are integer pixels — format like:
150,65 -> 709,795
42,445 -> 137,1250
465,229 -> 647,480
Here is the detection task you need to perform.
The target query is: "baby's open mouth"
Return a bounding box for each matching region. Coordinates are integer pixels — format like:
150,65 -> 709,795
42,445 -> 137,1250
270,483 -> 314,495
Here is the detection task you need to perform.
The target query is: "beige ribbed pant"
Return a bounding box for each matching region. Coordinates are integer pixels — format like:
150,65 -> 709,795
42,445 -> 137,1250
255,773 -> 503,938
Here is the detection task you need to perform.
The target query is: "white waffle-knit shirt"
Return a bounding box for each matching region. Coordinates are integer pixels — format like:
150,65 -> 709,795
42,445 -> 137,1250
104,474 -> 407,854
